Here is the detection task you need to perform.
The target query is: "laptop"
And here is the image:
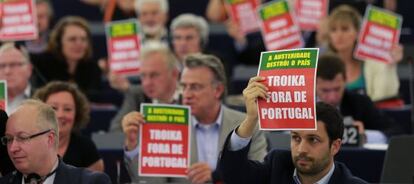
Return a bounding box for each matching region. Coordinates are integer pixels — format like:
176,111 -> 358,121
381,135 -> 414,183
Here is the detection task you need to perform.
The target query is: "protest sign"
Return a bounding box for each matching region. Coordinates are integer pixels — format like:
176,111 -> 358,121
0,80 -> 6,112
106,19 -> 141,76
0,0 -> 38,41
354,5 -> 402,63
257,48 -> 318,130
257,0 -> 304,51
225,0 -> 261,34
139,104 -> 191,177
294,0 -> 328,31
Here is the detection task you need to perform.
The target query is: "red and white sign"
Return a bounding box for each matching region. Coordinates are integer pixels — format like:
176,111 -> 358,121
139,104 -> 191,177
354,5 -> 402,63
257,48 -> 318,130
294,0 -> 329,31
225,0 -> 261,34
258,0 -> 304,51
0,0 -> 38,41
106,19 -> 141,76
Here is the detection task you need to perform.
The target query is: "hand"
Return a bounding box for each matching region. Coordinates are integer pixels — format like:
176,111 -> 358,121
353,120 -> 366,144
225,19 -> 247,46
353,120 -> 365,135
187,162 -> 212,184
108,72 -> 130,92
98,58 -> 109,75
390,44 -> 404,64
122,111 -> 145,150
237,76 -> 268,138
243,76 -> 268,122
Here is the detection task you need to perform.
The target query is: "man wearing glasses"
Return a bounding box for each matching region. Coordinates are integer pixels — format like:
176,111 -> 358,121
0,43 -> 34,114
122,54 -> 267,184
0,99 -> 111,184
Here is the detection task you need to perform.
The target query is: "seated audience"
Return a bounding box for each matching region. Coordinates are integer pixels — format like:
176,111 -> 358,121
109,41 -> 180,132
0,43 -> 34,114
316,54 -> 404,143
33,81 -> 104,172
0,99 -> 111,183
24,0 -> 53,54
30,16 -> 102,100
122,54 -> 267,183
327,5 -> 403,103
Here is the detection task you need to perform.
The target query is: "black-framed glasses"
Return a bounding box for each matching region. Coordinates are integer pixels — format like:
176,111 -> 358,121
1,129 -> 51,146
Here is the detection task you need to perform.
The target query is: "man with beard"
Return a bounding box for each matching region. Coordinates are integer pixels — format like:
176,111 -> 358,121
135,0 -> 168,42
219,76 -> 367,184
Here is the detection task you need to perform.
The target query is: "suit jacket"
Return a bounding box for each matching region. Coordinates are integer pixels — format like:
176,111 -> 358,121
340,90 -> 403,137
0,159 -> 111,184
219,135 -> 368,184
125,106 -> 268,183
109,85 -> 151,132
0,110 -> 15,176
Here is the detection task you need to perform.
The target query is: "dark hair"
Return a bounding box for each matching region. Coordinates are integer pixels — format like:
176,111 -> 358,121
317,54 -> 346,80
184,54 -> 227,100
33,81 -> 90,132
48,16 -> 93,60
316,102 -> 344,144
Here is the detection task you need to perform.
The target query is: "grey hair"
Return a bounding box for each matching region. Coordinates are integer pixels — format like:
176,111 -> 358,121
140,41 -> 177,70
0,42 -> 30,64
35,0 -> 53,18
18,99 -> 59,148
184,54 -> 227,100
170,13 -> 209,46
135,0 -> 169,13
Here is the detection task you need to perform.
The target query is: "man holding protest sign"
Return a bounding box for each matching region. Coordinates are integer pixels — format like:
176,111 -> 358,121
121,54 -> 267,184
219,76 -> 367,183
110,41 -> 180,132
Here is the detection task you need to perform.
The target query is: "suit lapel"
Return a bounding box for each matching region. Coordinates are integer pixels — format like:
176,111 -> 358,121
190,119 -> 198,164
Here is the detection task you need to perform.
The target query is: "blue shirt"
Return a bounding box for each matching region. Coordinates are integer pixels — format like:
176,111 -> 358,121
192,106 -> 223,170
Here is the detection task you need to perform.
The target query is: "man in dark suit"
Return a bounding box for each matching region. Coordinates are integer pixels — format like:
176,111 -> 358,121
0,110 -> 15,176
219,75 -> 367,184
0,100 -> 111,184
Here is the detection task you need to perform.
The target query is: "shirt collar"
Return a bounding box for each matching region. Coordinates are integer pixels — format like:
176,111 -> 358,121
23,84 -> 31,98
293,163 -> 335,184
192,105 -> 223,129
152,87 -> 181,104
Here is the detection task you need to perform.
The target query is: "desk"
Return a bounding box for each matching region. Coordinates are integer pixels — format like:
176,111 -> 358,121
99,147 -> 386,183
335,147 -> 386,183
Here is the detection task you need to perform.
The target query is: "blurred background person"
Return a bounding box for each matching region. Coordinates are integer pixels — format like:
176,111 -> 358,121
109,41 -> 180,132
170,13 -> 208,69
24,0 -> 53,54
0,43 -> 34,114
135,0 -> 169,42
33,81 -> 104,172
30,16 -> 102,100
316,54 -> 403,143
0,99 -> 111,183
327,5 -> 403,105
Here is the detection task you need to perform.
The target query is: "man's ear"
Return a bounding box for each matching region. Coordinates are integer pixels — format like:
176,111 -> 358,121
330,138 -> 342,156
214,83 -> 224,99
